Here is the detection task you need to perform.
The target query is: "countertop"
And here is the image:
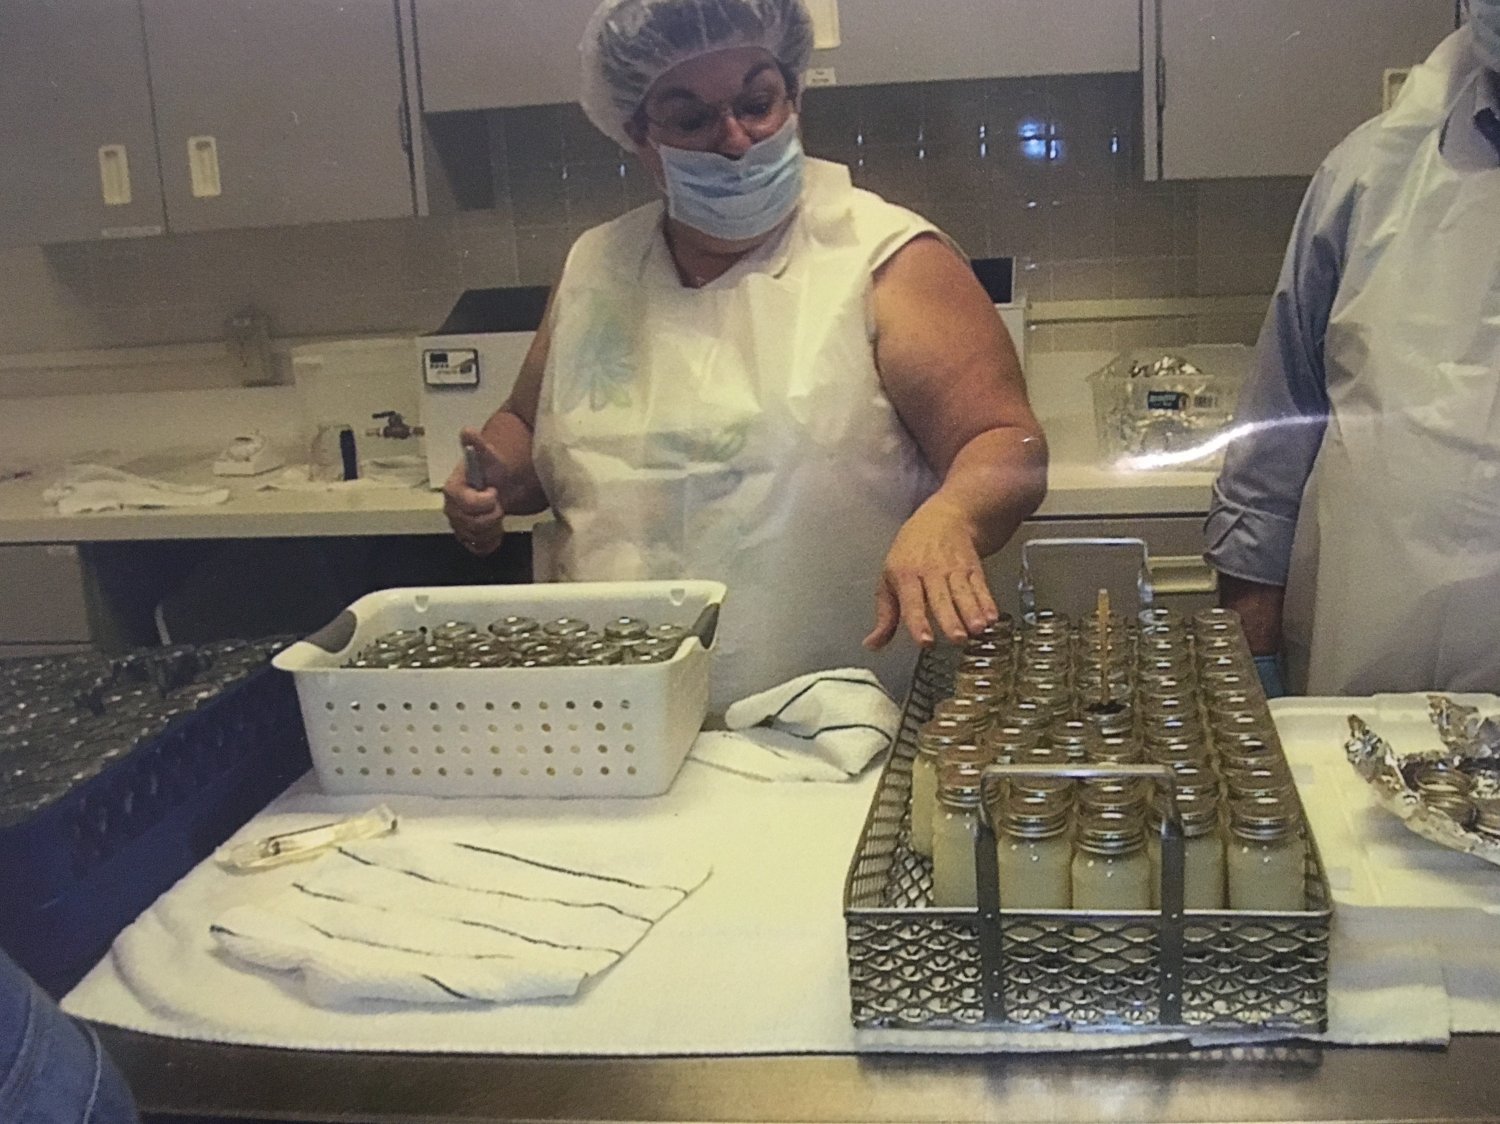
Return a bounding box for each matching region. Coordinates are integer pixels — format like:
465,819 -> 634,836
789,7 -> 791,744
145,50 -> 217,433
95,1028 -> 1500,1122
0,352 -> 1215,544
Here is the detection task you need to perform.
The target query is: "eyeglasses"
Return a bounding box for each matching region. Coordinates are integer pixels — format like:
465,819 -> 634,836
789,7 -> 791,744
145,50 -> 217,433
642,88 -> 793,149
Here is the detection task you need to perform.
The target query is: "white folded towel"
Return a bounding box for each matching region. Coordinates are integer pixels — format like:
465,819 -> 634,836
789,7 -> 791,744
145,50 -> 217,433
44,463 -> 229,515
210,836 -> 709,1008
690,669 -> 900,782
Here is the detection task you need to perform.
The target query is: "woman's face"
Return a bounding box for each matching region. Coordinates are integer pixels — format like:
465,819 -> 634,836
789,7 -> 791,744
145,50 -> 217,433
627,46 -> 798,186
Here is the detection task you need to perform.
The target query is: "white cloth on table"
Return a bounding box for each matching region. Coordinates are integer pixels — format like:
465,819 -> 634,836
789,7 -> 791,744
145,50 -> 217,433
688,668 -> 900,782
61,768 -> 1473,1054
210,835 -> 708,1008
44,464 -> 229,514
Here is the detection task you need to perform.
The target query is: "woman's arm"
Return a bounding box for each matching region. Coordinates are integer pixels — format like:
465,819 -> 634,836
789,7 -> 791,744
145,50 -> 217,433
867,234 -> 1048,648
441,291 -> 556,555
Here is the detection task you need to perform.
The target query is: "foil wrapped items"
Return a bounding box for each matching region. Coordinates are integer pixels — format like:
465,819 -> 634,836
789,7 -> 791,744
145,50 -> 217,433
1345,696 -> 1500,866
1094,352 -> 1240,466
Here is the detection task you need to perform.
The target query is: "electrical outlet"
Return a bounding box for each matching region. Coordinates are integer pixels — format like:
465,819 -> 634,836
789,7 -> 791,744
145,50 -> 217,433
806,67 -> 838,88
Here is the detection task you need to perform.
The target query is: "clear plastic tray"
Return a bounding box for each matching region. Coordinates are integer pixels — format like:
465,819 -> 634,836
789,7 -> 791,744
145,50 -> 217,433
1088,345 -> 1251,470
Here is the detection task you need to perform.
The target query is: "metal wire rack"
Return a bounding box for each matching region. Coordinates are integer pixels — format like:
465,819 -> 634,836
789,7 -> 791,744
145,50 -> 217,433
843,647 -> 1332,1034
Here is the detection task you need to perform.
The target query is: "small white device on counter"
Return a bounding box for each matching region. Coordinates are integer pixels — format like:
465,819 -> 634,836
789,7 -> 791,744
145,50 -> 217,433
212,432 -> 283,477
418,288 -> 542,490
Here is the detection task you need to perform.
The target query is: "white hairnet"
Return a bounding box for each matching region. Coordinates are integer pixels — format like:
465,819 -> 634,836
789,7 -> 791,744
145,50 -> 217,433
580,0 -> 815,149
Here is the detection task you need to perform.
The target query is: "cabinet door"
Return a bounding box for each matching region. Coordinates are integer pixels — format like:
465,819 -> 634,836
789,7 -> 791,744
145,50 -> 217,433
0,0 -> 166,247
1148,0 -> 1455,180
814,0 -> 1138,86
416,0 -> 1139,112
417,0 -> 601,112
0,545 -> 93,644
141,0 -> 415,232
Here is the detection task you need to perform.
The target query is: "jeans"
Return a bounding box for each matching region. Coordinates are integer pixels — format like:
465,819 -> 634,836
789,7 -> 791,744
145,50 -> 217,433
0,948 -> 138,1123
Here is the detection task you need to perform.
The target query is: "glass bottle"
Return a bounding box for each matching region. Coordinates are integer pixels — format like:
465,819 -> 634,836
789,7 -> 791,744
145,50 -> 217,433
1227,794 -> 1307,911
979,722 -> 1040,764
931,762 -> 985,908
1072,809 -> 1152,910
1216,734 -> 1282,773
909,716 -> 969,858
1044,717 -> 1105,762
1191,606 -> 1241,634
1222,761 -> 1295,801
995,700 -> 1053,734
1139,606 -> 1185,635
994,793 -> 1074,908
954,669 -> 1008,700
933,695 -> 989,732
1146,790 -> 1226,909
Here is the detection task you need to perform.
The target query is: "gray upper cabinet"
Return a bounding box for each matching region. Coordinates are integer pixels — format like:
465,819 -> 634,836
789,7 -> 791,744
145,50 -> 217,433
142,0 -> 416,233
1146,0 -> 1457,180
808,0 -> 1138,86
414,0 -> 1139,113
417,0 -> 601,112
0,0 -> 166,248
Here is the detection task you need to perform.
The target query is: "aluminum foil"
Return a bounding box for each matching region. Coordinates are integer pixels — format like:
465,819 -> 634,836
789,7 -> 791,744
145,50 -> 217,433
1344,695 -> 1500,866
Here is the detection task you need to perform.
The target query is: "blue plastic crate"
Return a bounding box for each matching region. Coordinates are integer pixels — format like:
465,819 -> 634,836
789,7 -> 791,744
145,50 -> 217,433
0,664 -> 310,998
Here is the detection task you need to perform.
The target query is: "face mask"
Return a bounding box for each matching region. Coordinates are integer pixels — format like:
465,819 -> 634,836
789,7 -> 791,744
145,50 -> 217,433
1472,0 -> 1500,72
655,115 -> 805,242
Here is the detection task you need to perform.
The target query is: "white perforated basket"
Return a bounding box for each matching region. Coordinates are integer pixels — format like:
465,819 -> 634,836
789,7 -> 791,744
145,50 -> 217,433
272,581 -> 724,798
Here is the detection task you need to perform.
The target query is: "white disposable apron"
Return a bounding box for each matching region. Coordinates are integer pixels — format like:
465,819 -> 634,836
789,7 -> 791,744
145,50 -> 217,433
1284,59 -> 1500,694
532,160 -> 941,712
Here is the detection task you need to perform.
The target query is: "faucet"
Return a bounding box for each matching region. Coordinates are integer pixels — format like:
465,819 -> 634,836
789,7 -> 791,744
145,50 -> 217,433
367,411 -> 425,440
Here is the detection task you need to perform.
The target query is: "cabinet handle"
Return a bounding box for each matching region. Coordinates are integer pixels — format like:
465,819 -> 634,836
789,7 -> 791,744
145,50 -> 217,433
97,145 -> 132,206
1148,555 -> 1218,596
187,135 -> 223,198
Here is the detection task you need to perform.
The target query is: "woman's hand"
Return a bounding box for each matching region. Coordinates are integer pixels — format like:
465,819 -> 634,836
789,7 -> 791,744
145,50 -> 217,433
864,495 -> 1000,650
442,428 -> 508,556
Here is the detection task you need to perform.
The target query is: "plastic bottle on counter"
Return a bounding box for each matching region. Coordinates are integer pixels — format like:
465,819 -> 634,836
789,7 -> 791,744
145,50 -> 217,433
1227,793 -> 1307,912
931,762 -> 985,908
994,793 -> 1073,909
1072,809 -> 1151,911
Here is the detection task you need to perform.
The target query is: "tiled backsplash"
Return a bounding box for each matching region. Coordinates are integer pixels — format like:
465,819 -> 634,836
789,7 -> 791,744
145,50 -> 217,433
0,73 -> 1310,364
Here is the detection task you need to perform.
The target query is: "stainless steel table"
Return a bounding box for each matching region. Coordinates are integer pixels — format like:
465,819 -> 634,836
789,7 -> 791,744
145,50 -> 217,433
98,1030 -> 1500,1123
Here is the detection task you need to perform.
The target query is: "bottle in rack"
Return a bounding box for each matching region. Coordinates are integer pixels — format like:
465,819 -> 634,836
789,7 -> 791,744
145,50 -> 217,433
1226,793 -> 1307,911
1072,808 -> 1152,910
993,792 -> 1073,909
931,762 -> 985,908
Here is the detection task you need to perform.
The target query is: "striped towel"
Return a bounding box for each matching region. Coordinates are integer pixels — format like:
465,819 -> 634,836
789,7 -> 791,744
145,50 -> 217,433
689,668 -> 900,783
210,838 -> 709,1008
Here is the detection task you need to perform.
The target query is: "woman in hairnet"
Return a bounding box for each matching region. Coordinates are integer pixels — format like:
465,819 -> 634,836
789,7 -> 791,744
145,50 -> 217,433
444,0 -> 1047,709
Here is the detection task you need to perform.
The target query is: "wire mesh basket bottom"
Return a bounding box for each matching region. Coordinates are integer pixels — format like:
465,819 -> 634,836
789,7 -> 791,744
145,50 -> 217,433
843,650 -> 1331,1034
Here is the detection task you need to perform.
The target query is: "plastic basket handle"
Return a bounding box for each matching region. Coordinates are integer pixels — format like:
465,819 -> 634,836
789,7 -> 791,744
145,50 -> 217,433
686,600 -> 721,651
303,610 -> 358,655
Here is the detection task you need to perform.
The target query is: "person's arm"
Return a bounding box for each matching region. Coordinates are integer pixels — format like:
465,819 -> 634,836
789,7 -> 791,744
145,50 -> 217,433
1205,146 -> 1358,661
866,234 -> 1048,649
442,292 -> 556,556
